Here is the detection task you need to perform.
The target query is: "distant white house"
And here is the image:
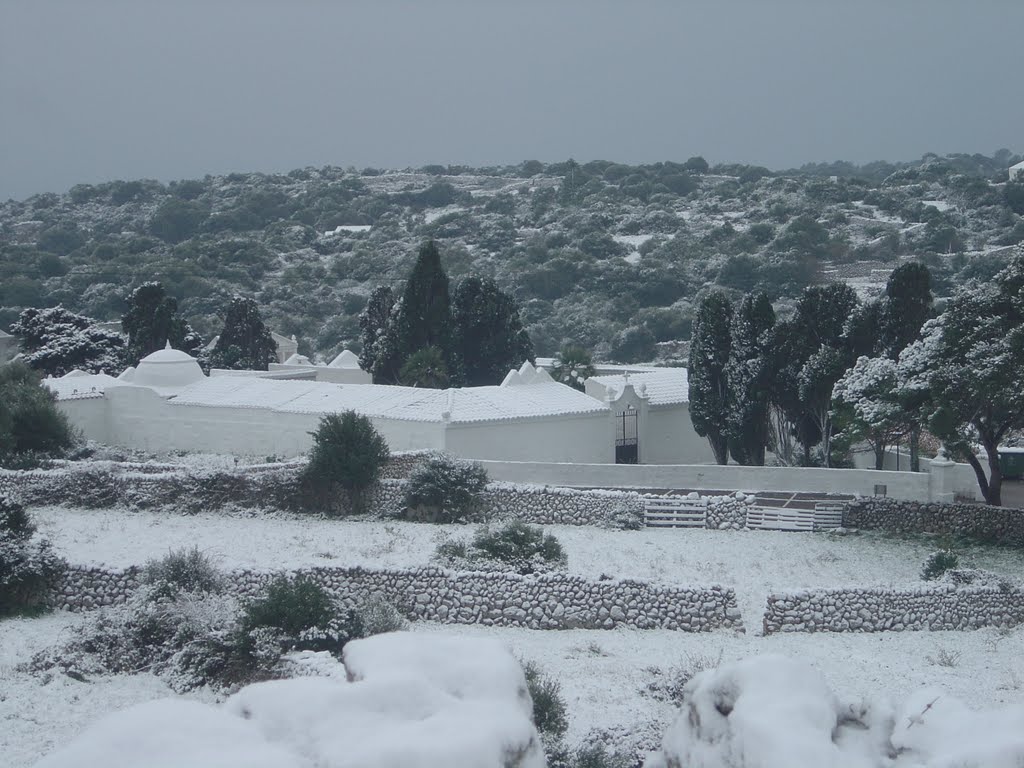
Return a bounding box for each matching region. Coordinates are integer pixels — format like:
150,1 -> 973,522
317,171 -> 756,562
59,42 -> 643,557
1010,160 -> 1024,183
46,348 -> 713,465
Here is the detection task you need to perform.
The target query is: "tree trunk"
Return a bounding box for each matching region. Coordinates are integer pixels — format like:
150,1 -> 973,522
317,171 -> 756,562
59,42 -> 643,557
983,438 -> 1003,506
874,443 -> 885,471
909,425 -> 920,473
711,433 -> 729,465
962,450 -> 991,505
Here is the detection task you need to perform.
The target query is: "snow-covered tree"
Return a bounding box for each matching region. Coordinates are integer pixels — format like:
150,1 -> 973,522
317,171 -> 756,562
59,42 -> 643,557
398,346 -> 449,389
0,361 -> 74,465
896,250 -> 1024,505
725,292 -> 775,465
122,282 -> 203,364
10,306 -> 126,377
831,355 -> 911,469
451,277 -> 533,386
358,286 -> 403,384
688,291 -> 733,464
207,296 -> 277,371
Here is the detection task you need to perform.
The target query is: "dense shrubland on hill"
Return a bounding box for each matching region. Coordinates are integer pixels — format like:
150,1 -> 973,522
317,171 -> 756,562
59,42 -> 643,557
2,151 -> 1023,362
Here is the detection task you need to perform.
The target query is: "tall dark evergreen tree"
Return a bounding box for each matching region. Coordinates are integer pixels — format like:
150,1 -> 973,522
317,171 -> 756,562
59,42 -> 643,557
208,296 -> 277,371
358,286 -> 403,384
122,282 -> 203,364
879,262 -> 933,470
688,291 -> 733,465
770,284 -> 859,465
451,277 -> 533,386
725,292 -> 775,466
880,262 -> 933,358
395,240 -> 454,370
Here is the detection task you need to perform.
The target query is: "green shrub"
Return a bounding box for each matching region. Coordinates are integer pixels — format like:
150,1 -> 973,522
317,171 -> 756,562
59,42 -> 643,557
570,744 -> 633,768
240,575 -> 339,637
0,361 -> 75,467
403,454 -> 488,523
436,521 -> 567,575
523,661 -> 568,740
144,547 -> 222,595
238,575 -> 364,658
471,521 -> 567,574
922,550 -> 960,581
0,496 -> 65,616
302,411 -> 390,514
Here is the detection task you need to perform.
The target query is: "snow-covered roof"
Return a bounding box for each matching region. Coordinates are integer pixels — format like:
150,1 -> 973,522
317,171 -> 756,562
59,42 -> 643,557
128,343 -> 205,392
328,349 -> 361,369
283,353 -> 313,366
0,328 -> 11,338
45,371 -> 120,400
167,377 -> 607,424
588,368 -> 689,406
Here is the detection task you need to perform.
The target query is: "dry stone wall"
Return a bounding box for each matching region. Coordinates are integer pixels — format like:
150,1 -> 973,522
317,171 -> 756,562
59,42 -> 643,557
844,497 -> 1024,546
48,564 -> 742,632
763,581 -> 1024,634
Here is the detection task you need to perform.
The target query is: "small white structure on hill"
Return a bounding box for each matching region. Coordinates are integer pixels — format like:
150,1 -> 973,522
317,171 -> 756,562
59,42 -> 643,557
46,351 -> 712,464
1010,160 -> 1024,182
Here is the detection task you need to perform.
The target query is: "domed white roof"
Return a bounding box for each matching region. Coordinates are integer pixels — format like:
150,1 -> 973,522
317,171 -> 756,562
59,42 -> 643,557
132,342 -> 205,391
284,353 -> 313,366
328,349 -> 361,369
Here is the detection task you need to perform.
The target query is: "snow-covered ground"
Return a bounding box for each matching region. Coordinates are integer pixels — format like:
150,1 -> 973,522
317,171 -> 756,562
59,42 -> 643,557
29,506 -> 1024,627
3,613 -> 1023,767
6,506 -> 1024,766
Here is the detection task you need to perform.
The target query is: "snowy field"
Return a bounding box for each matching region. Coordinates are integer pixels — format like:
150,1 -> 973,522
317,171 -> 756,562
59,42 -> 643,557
5,506 -> 1024,765
29,506 -> 1024,628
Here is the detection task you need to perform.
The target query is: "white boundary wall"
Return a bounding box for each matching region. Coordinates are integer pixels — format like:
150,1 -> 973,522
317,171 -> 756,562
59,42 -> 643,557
475,460 -> 934,500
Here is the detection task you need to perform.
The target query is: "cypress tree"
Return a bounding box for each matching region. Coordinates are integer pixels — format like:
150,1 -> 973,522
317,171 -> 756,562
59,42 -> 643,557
395,240 -> 453,370
452,277 -> 533,386
688,291 -> 733,465
208,296 -> 278,371
122,282 -> 203,364
725,292 -> 775,465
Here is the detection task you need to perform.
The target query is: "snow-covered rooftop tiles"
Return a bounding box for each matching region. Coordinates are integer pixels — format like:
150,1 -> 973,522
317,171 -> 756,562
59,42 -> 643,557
167,376 -> 606,423
45,372 -> 121,401
588,368 -> 689,406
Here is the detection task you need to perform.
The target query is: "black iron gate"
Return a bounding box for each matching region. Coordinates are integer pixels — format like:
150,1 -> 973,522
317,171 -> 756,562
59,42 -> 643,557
615,407 -> 638,464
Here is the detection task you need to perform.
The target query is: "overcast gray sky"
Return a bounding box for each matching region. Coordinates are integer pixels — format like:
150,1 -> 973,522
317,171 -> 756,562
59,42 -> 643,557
2,0 -> 1021,200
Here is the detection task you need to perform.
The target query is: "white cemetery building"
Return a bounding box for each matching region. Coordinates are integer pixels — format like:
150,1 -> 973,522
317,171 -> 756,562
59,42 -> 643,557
45,346 -> 714,464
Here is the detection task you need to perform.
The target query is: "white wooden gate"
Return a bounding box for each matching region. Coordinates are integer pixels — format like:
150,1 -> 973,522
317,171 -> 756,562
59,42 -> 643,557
644,497 -> 707,528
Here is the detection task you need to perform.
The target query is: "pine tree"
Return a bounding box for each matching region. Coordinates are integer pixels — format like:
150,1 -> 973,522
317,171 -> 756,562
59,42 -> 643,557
725,292 -> 775,465
10,306 -> 126,377
208,296 -> 277,371
358,286 -> 404,384
122,282 -> 203,364
880,262 -> 933,358
451,277 -> 533,386
394,240 -> 453,370
688,291 -> 733,465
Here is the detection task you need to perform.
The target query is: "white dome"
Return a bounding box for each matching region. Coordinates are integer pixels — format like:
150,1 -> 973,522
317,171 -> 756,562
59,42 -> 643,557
328,349 -> 361,369
132,343 -> 205,390
284,353 -> 313,366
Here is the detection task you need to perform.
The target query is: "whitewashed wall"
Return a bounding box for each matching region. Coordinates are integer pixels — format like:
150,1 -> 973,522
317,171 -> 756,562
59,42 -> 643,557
56,398 -> 111,444
444,413 -> 612,463
474,460 -> 933,500
643,403 -> 715,464
99,387 -> 447,458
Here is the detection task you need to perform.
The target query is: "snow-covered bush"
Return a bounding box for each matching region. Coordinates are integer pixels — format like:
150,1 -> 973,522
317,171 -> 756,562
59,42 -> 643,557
403,453 -> 489,523
238,574 -> 364,658
610,502 -> 645,531
0,495 -> 65,615
0,361 -> 75,468
436,520 -> 567,575
356,595 -> 408,635
144,546 -> 223,596
33,583 -> 243,690
921,549 -> 959,581
643,651 -> 723,705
